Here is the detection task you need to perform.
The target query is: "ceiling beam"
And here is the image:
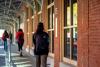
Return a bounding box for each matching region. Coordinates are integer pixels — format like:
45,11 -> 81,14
7,0 -> 12,14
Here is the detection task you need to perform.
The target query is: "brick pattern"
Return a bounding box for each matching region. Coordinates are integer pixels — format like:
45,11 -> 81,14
28,7 -> 33,48
23,6 -> 28,48
78,0 -> 89,67
42,0 -> 48,31
89,0 -> 100,67
23,0 -> 100,67
54,0 -> 62,67
78,0 -> 100,67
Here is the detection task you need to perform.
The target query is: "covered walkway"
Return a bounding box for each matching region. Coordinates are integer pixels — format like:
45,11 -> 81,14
0,43 -> 71,67
0,0 -> 77,67
1,0 -> 100,67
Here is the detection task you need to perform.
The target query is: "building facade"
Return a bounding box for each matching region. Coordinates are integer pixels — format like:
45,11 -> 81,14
20,0 -> 100,67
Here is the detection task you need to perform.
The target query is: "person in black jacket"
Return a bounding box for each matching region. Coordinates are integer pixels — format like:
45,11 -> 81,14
33,22 -> 49,67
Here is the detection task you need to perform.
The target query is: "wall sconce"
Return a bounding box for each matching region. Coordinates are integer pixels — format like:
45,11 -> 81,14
27,19 -> 29,22
32,32 -> 34,34
27,32 -> 29,35
32,16 -> 34,19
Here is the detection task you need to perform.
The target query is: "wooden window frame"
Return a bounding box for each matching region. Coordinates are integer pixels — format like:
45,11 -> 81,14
62,0 -> 77,66
47,1 -> 54,57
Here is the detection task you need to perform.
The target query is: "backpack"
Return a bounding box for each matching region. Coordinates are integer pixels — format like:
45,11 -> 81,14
34,32 -> 49,55
18,34 -> 23,40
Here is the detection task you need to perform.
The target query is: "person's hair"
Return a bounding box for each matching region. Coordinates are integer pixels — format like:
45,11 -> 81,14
4,30 -> 8,36
18,29 -> 23,32
36,22 -> 44,34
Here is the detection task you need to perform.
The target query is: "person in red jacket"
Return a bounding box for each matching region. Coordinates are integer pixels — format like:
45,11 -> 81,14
2,30 -> 9,51
16,29 -> 24,56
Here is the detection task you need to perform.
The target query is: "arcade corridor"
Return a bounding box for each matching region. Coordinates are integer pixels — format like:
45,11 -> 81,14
0,0 -> 100,67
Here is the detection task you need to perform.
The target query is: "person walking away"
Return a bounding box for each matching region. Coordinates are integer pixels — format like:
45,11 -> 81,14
16,29 -> 24,56
2,30 -> 9,51
33,22 -> 49,67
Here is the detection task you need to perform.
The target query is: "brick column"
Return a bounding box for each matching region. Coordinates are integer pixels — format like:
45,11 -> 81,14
33,11 -> 38,32
42,0 -> 48,31
54,0 -> 63,67
78,0 -> 89,67
23,6 -> 28,48
27,7 -> 33,51
29,7 -> 33,48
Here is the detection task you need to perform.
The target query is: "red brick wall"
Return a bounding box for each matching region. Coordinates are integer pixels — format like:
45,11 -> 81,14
23,6 -> 28,48
28,7 -> 33,48
42,0 -> 48,31
54,0 -> 62,67
89,0 -> 100,67
78,0 -> 89,67
78,0 -> 100,67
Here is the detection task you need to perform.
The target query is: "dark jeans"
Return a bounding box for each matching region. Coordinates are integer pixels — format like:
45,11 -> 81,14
4,40 -> 8,51
18,42 -> 23,51
36,55 -> 48,67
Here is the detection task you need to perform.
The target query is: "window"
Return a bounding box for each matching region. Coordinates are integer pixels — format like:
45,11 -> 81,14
47,1 -> 54,53
37,2 -> 41,12
32,8 -> 34,32
64,0 -> 77,61
48,0 -> 54,5
38,13 -> 42,22
37,0 -> 42,22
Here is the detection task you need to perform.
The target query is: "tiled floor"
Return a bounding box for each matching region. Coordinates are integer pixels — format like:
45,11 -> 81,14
0,44 -> 75,67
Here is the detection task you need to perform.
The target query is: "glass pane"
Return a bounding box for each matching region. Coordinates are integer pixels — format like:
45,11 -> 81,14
37,2 -> 41,12
64,29 -> 71,58
39,0 -> 42,3
52,0 -> 54,2
72,27 -> 77,60
67,6 -> 71,26
32,9 -> 34,15
38,14 -> 41,22
52,6 -> 54,29
48,9 -> 50,29
52,31 -> 54,53
73,3 -> 77,25
26,8 -> 28,19
48,7 -> 53,29
73,0 -> 77,3
32,19 -> 34,32
48,0 -> 54,5
64,0 -> 70,26
48,0 -> 51,5
48,31 -> 52,52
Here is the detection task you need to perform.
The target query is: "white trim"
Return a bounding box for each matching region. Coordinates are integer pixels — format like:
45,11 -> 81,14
32,16 -> 34,19
47,29 -> 54,31
63,25 -> 77,29
38,11 -> 42,15
55,18 -> 58,37
32,32 -> 34,34
49,53 -> 54,57
47,2 -> 54,9
63,57 -> 77,66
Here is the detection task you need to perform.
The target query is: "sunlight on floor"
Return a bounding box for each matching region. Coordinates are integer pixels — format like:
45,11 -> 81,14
11,53 -> 33,67
11,53 -> 19,56
12,57 -> 28,61
14,61 -> 31,65
16,64 -> 32,67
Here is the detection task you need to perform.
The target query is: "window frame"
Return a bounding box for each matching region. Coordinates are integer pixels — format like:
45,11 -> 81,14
63,0 -> 77,65
47,0 -> 54,57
